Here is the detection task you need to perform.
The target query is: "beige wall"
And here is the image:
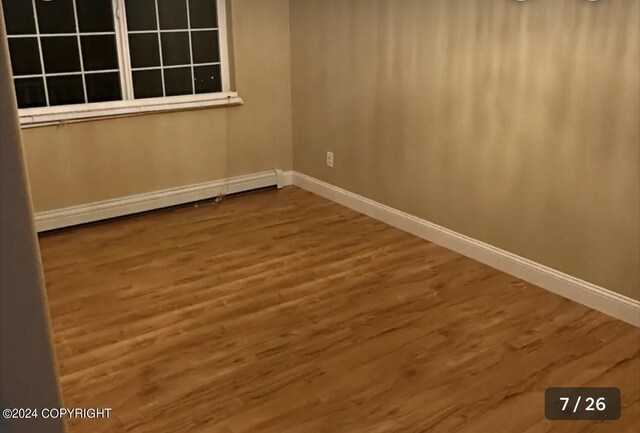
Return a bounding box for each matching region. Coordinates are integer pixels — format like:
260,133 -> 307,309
16,0 -> 640,300
22,0 -> 293,212
290,0 -> 640,300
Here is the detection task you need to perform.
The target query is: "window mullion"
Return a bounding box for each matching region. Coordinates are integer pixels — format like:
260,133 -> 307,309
113,0 -> 134,100
30,0 -> 50,106
186,0 -> 195,95
217,0 -> 230,92
153,0 -> 166,97
71,0 -> 88,103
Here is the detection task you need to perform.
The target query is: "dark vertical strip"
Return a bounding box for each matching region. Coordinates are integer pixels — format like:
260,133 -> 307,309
0,10 -> 66,433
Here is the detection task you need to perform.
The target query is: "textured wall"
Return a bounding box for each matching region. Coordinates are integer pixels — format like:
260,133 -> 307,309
290,0 -> 640,299
22,0 -> 293,212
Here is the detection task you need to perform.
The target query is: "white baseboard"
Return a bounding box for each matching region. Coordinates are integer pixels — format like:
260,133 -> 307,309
281,170 -> 295,187
35,169 -> 284,232
291,171 -> 640,327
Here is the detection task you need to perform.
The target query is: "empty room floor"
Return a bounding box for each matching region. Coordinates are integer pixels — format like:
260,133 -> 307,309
39,186 -> 640,433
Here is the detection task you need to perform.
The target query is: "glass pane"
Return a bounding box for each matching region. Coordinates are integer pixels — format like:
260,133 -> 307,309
128,33 -> 160,68
8,38 -> 42,76
125,0 -> 157,31
86,72 -> 121,102
35,0 -> 76,34
41,36 -> 81,73
14,77 -> 47,108
189,0 -> 217,29
194,64 -> 221,94
47,74 -> 85,106
81,35 -> 118,70
2,0 -> 37,35
161,32 -> 190,66
191,30 -> 219,64
133,69 -> 163,99
76,0 -> 115,32
163,67 -> 192,96
157,0 -> 187,30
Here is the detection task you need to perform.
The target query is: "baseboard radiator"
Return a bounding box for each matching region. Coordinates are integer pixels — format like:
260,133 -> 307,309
34,169 -> 286,232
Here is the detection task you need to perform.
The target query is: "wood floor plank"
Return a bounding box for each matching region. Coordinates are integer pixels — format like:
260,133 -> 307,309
38,186 -> 640,433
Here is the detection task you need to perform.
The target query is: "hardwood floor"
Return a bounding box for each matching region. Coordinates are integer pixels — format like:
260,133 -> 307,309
39,186 -> 640,433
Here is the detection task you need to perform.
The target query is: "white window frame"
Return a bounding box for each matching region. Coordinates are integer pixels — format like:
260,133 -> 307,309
11,0 -> 241,128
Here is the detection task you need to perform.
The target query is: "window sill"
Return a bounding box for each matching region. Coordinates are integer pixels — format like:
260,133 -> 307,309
19,92 -> 243,128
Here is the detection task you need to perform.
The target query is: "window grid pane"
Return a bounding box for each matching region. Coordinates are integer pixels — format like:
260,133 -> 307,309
34,0 -> 76,34
40,36 -> 81,73
76,0 -> 114,33
47,74 -> 85,106
157,0 -> 187,29
128,33 -> 161,68
3,0 -> 227,109
126,0 -> 221,100
189,0 -> 217,29
8,38 -> 42,76
160,32 -> 190,66
2,0 -> 36,34
14,77 -> 47,108
85,71 -> 122,102
3,0 -> 122,108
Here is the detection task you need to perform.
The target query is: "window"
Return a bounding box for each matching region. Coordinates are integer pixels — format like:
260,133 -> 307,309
1,0 -> 238,126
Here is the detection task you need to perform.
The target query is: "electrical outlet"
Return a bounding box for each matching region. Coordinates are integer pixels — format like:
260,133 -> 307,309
326,151 -> 334,168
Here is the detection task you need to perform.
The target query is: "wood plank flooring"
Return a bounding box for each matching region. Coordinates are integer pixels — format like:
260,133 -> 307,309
39,186 -> 640,433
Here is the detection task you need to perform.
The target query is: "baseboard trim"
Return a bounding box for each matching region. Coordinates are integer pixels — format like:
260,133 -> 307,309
35,169 -> 284,232
291,171 -> 640,327
281,170 -> 295,187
